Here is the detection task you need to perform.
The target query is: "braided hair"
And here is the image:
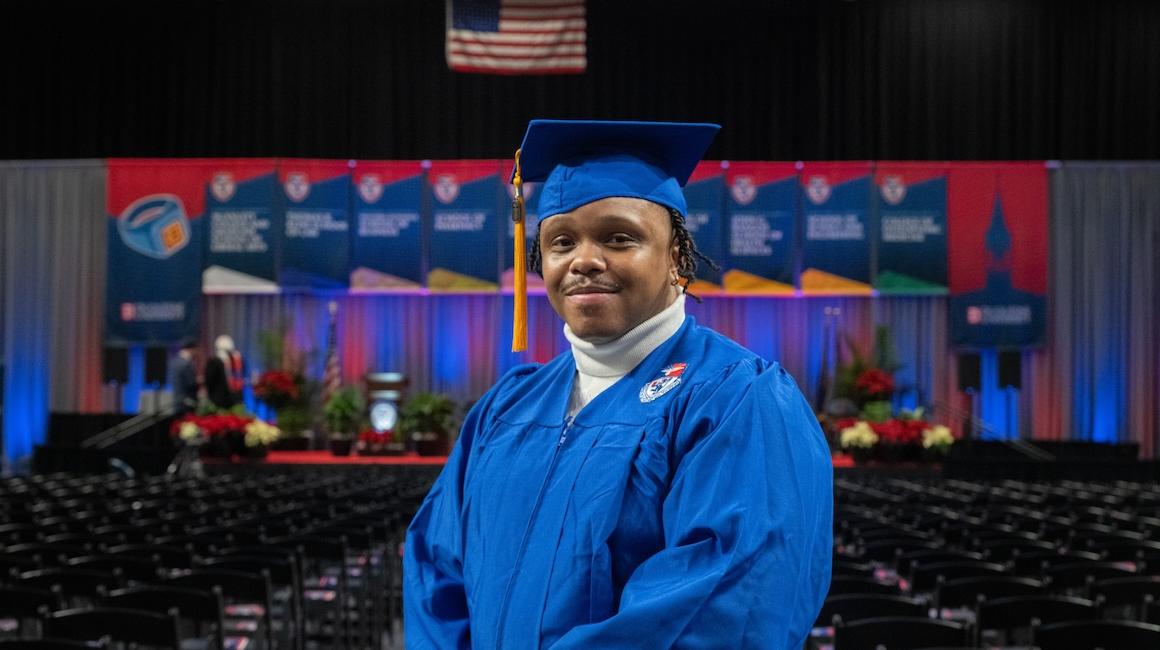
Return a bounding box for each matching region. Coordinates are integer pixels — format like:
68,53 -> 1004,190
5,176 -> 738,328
528,206 -> 720,302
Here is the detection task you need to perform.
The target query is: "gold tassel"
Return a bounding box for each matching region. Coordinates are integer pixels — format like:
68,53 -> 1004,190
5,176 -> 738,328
511,149 -> 528,352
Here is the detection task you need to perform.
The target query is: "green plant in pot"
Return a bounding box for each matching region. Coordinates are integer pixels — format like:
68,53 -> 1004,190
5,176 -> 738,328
323,386 -> 364,456
399,392 -> 456,456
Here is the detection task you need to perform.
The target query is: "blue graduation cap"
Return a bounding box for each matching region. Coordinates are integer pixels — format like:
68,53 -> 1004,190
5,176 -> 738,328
512,119 -> 721,219
508,119 -> 720,351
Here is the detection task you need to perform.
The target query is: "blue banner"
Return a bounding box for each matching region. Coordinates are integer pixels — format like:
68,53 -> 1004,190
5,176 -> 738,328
351,162 -> 425,291
106,160 -> 205,344
682,162 -> 727,292
203,161 -> 280,293
723,162 -> 798,294
800,163 -> 874,295
278,161 -> 351,290
874,165 -> 948,294
427,161 -> 502,291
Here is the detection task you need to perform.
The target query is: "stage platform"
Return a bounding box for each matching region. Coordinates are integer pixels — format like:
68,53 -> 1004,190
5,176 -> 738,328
262,451 -> 448,465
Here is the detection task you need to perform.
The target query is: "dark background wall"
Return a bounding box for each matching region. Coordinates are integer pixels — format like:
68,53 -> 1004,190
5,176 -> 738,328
2,0 -> 1158,161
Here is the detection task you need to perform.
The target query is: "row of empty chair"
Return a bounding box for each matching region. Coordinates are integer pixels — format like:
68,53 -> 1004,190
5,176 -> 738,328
816,475 -> 1160,649
0,467 -> 441,649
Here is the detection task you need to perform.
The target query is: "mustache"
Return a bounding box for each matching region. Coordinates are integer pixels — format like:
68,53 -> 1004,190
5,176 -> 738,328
561,279 -> 621,295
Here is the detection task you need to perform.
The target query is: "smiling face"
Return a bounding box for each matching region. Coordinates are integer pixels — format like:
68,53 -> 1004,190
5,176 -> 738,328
539,197 -> 681,343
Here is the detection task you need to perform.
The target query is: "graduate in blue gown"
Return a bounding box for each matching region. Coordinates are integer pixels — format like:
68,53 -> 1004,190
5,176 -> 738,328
405,120 -> 832,649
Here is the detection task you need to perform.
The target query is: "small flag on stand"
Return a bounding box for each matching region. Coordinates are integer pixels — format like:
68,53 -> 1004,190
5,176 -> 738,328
321,301 -> 341,407
446,0 -> 587,75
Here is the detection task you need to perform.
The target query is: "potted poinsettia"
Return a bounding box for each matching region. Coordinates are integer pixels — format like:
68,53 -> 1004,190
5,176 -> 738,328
839,421 -> 878,464
254,369 -> 312,450
922,424 -> 956,459
357,428 -> 407,456
170,408 -> 279,459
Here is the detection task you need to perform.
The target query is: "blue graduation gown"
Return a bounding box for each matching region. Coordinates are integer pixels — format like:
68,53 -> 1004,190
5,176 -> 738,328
404,316 -> 833,649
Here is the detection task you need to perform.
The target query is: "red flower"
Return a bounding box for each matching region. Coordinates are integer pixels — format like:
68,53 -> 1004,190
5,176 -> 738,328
855,368 -> 895,400
254,370 -> 300,406
359,429 -> 392,444
170,413 -> 255,438
869,419 -> 904,443
833,417 -> 861,432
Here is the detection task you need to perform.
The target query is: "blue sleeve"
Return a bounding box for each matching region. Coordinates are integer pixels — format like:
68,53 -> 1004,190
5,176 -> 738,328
402,410 -> 473,649
403,365 -> 538,650
549,362 -> 833,650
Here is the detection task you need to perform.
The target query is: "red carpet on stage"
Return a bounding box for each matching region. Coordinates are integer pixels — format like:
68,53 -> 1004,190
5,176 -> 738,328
263,451 -> 449,465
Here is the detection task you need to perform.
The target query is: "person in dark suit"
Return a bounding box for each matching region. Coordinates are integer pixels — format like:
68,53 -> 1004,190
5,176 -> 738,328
167,338 -> 199,415
205,335 -> 244,410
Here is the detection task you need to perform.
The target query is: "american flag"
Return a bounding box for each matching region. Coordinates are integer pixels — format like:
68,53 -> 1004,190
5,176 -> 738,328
321,301 -> 341,407
446,0 -> 587,75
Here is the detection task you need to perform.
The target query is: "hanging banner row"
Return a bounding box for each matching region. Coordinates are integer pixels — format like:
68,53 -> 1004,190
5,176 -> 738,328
106,159 -> 1046,347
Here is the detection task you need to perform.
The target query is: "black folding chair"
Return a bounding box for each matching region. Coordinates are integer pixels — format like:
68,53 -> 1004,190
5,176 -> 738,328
817,594 -> 926,627
975,594 -> 1099,647
43,606 -> 182,649
833,616 -> 968,650
1011,549 -> 1102,576
1044,560 -> 1135,594
827,576 -> 901,597
166,568 -> 275,650
933,575 -> 1043,611
1031,619 -> 1160,650
16,567 -> 121,608
66,554 -> 161,584
908,560 -> 1007,594
897,549 -> 983,577
104,585 -> 226,650
1090,575 -> 1160,620
198,554 -> 303,650
265,535 -> 353,649
0,585 -> 60,638
832,558 -> 875,578
0,640 -> 106,649
977,538 -> 1055,563
105,543 -> 195,572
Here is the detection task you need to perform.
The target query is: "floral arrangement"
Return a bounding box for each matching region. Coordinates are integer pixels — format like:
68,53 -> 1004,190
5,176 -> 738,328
170,412 -> 280,456
253,370 -> 302,409
244,419 -> 282,447
922,424 -> 954,454
835,411 -> 956,461
356,428 -> 405,455
854,368 -> 895,403
170,413 -> 256,441
839,421 -> 879,450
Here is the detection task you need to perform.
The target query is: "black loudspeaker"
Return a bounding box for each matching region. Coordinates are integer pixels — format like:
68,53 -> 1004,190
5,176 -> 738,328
103,347 -> 129,384
145,347 -> 168,385
999,350 -> 1022,389
957,352 -> 981,392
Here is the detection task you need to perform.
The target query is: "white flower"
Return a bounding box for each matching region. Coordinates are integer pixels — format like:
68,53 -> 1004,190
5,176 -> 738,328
922,425 -> 954,449
840,421 -> 879,449
179,422 -> 203,442
244,419 -> 281,447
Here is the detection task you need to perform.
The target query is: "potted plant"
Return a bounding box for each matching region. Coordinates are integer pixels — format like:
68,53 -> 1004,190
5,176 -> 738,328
399,392 -> 456,457
838,420 -> 878,464
357,428 -> 407,456
323,386 -> 364,456
922,424 -> 956,460
170,408 -> 278,460
255,369 -> 313,450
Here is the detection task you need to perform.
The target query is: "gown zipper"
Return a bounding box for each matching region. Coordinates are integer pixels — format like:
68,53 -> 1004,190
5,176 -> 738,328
495,415 -> 573,648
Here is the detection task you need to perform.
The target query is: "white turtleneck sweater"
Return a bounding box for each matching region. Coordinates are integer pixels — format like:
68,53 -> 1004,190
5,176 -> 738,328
564,294 -> 686,416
